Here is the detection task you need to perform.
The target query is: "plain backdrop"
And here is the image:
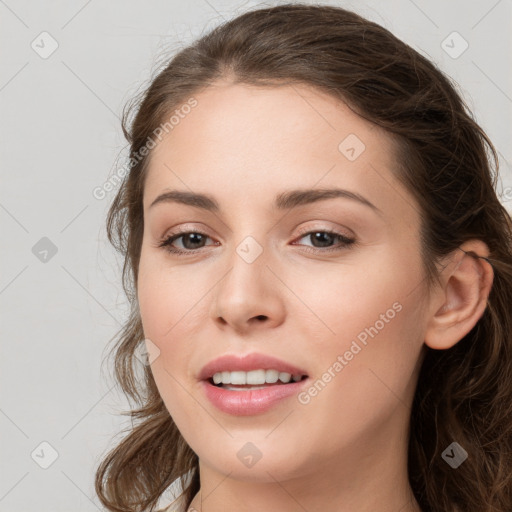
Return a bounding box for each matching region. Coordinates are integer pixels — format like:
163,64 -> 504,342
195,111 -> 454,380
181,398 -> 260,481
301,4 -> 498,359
1,1 -> 511,511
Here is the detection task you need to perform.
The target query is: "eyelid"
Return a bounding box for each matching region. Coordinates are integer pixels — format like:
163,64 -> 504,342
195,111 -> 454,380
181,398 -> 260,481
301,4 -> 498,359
162,223 -> 215,239
294,223 -> 354,239
162,222 -> 353,243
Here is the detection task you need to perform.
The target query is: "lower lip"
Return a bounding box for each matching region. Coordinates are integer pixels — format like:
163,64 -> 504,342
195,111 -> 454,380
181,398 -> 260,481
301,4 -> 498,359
201,379 -> 308,416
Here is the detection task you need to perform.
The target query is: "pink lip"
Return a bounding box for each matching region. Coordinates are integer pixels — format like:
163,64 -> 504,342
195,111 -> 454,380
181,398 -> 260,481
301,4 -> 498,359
198,352 -> 308,380
201,379 -> 308,416
198,352 -> 309,416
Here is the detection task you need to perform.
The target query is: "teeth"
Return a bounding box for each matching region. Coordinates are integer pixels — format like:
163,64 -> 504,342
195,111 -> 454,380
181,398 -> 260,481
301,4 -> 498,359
279,372 -> 291,383
211,369 -> 305,386
265,369 -> 279,383
247,369 -> 265,385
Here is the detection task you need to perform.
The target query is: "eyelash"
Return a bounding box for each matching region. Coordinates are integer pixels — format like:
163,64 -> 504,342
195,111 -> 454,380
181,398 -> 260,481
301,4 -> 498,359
157,227 -> 356,256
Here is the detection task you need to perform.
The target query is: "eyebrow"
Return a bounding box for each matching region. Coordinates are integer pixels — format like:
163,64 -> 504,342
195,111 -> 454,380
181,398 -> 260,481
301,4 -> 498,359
149,188 -> 382,215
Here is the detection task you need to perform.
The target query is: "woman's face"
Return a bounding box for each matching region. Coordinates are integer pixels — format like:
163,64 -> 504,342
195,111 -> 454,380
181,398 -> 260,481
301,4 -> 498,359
138,82 -> 431,483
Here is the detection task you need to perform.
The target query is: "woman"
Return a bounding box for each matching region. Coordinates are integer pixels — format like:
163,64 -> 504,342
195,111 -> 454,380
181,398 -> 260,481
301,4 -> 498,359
95,4 -> 512,511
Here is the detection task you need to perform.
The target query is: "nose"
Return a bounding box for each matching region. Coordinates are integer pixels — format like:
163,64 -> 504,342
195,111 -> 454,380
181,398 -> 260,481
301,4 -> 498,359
210,239 -> 286,335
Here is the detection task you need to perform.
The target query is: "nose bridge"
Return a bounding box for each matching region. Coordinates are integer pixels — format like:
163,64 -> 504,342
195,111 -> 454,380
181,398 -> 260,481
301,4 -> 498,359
211,229 -> 285,330
221,233 -> 270,300
223,208 -> 273,278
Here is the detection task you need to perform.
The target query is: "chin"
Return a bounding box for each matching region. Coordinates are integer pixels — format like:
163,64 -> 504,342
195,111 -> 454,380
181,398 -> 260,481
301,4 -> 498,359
194,438 -> 308,482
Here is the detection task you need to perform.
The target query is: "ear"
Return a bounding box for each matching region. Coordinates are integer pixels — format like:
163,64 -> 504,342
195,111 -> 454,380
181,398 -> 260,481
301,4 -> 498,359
424,239 -> 494,350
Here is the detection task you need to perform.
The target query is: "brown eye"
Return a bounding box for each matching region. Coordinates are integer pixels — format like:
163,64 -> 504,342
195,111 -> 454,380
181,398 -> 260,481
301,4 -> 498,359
158,231 -> 216,255
293,229 -> 356,253
157,228 -> 356,256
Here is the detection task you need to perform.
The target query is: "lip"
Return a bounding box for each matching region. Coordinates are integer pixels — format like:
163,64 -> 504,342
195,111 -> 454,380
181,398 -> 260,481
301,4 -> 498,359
198,352 -> 308,381
201,378 -> 309,416
198,352 -> 309,416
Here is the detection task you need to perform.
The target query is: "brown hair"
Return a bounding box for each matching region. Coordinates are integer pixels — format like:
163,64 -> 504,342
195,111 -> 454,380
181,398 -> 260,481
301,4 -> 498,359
95,4 -> 512,511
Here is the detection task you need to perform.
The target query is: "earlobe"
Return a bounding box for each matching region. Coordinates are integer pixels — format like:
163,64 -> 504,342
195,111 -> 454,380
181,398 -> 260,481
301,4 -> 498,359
424,240 -> 494,350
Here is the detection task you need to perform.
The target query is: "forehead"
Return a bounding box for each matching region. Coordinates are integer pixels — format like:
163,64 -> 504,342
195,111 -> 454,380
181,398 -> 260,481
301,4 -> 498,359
143,82 -> 411,221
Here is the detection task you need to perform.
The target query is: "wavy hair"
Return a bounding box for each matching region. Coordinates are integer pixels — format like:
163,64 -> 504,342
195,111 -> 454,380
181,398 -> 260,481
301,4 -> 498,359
95,4 -> 512,511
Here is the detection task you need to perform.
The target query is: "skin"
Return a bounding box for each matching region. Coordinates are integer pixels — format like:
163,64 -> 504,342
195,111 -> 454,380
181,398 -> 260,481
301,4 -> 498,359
137,81 -> 494,512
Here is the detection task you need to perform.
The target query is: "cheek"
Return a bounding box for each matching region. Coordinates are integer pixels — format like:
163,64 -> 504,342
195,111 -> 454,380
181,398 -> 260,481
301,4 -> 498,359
292,247 -> 426,405
288,245 -> 423,344
138,271 -> 201,380
137,248 -> 207,338
137,251 -> 210,406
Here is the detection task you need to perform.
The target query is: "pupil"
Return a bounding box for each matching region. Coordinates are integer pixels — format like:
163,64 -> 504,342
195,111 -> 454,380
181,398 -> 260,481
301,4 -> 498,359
312,232 -> 333,247
185,233 -> 204,249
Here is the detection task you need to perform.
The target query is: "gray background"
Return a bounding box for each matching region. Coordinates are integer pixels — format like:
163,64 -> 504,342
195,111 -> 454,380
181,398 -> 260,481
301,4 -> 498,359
1,1 -> 511,511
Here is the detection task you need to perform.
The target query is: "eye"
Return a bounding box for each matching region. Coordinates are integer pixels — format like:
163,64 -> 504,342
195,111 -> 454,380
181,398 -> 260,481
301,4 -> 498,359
157,228 -> 356,256
292,228 -> 356,253
157,230 -> 217,255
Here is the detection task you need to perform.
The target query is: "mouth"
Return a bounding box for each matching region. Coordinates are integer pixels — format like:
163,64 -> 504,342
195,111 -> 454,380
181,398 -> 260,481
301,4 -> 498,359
198,352 -> 310,415
207,369 -> 309,390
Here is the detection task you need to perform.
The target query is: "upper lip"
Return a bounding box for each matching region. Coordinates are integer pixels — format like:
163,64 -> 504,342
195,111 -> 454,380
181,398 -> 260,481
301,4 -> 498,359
198,352 -> 309,381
